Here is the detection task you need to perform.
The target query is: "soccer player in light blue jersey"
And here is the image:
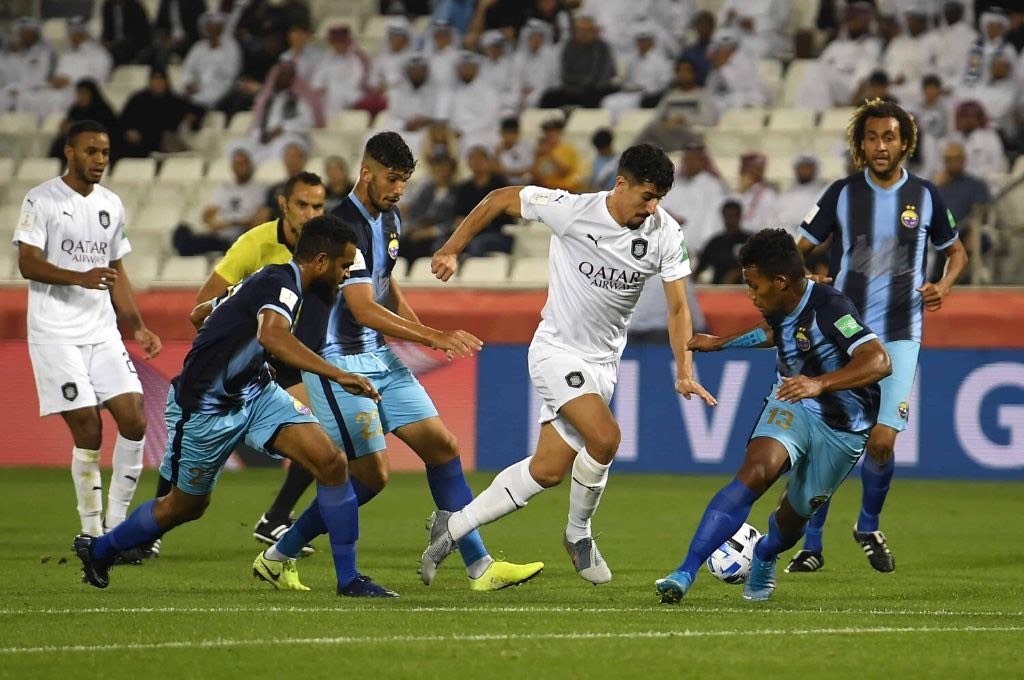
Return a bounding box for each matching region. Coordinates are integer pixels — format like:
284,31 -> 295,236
656,229 -> 892,603
72,215 -> 386,594
787,99 -> 968,573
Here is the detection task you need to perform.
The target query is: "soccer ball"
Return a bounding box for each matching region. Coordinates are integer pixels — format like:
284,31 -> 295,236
705,523 -> 763,584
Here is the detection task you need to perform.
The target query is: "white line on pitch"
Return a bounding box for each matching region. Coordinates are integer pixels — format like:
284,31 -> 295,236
0,605 -> 1021,617
1,626 -> 1021,655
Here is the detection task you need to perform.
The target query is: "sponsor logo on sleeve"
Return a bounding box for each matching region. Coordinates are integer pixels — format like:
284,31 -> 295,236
802,204 -> 820,224
947,208 -> 957,229
529,190 -> 550,206
279,287 -> 298,311
352,248 -> 366,271
834,314 -> 863,338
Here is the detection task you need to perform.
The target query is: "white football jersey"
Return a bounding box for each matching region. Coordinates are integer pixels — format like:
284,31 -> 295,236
12,177 -> 132,344
519,186 -> 691,363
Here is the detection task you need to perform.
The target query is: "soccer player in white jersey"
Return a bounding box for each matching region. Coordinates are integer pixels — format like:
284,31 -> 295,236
13,120 -> 162,547
421,144 -> 717,585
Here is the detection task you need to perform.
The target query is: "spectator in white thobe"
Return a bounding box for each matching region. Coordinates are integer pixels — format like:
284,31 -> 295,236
797,2 -> 881,111
717,0 -> 790,59
312,23 -> 371,119
511,19 -> 559,110
662,142 -> 727,255
774,155 -> 827,238
439,51 -> 502,156
181,12 -> 242,110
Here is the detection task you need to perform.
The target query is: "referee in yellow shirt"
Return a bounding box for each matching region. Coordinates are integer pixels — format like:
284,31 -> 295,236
145,171 -> 327,557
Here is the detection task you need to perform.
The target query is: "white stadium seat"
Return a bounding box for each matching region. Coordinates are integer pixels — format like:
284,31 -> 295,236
780,59 -> 814,108
717,108 -> 767,131
15,158 -> 60,182
458,254 -> 509,284
158,157 -> 205,184
109,158 -> 157,184
154,255 -> 211,287
509,257 -> 549,287
819,107 -> 856,133
404,258 -> 445,286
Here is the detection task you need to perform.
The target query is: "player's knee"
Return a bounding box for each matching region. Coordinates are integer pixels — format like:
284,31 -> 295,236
866,440 -> 894,465
585,425 -> 621,463
312,450 -> 349,486
531,467 -> 565,488
117,413 -> 147,441
357,464 -> 388,491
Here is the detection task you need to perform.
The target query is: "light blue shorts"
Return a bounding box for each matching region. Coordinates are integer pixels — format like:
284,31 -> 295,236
751,397 -> 868,518
302,347 -> 437,459
159,383 -> 319,495
877,340 -> 920,432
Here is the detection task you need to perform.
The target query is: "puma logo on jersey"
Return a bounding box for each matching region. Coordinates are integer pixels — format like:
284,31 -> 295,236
586,234 -> 603,247
25,198 -> 34,206
62,211 -> 73,219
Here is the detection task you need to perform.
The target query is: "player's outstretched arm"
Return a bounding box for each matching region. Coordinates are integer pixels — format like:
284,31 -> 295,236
386,278 -> 421,323
776,339 -> 892,403
686,322 -> 775,352
257,309 -> 380,401
196,271 -> 232,306
109,258 -> 162,358
17,243 -> 117,290
919,238 -> 968,312
344,282 -> 482,358
665,278 -> 717,406
431,185 -> 525,281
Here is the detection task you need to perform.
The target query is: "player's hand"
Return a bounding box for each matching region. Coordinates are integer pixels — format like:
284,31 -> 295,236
432,329 -> 483,359
776,375 -> 823,403
676,376 -> 717,406
686,334 -> 723,352
134,327 -> 162,359
334,371 -> 380,403
917,282 -> 948,312
78,267 -> 118,290
431,252 -> 459,281
806,273 -> 832,284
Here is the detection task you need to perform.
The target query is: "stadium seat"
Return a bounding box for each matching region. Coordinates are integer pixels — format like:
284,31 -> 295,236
616,109 -> 657,141
819,107 -> 856,133
0,246 -> 19,278
227,111 -> 254,136
202,110 -> 227,131
255,159 -> 288,185
39,112 -> 63,135
158,157 -> 205,185
780,59 -> 815,108
328,109 -> 371,132
109,157 -> 157,184
205,157 -> 232,183
404,258 -> 445,286
818,155 -> 847,181
767,108 -> 816,133
109,65 -> 150,91
509,222 -> 551,259
15,158 -> 60,183
309,128 -> 351,158
154,255 -> 211,287
124,253 -> 163,288
132,204 -> 184,234
718,108 -> 767,131
567,109 -> 612,137
459,254 -> 510,284
704,128 -> 761,159
0,157 -> 16,185
757,60 -> 783,105
41,18 -> 68,54
0,112 -> 38,134
1011,155 -> 1024,177
0,205 -> 21,234
360,15 -> 390,42
520,108 -> 561,134
509,257 -> 549,287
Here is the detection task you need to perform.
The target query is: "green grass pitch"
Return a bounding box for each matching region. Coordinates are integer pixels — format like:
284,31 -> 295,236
2,468 -> 1022,679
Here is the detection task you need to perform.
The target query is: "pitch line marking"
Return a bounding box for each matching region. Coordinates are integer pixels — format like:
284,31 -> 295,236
0,605 -> 1021,617
1,625 -> 1021,655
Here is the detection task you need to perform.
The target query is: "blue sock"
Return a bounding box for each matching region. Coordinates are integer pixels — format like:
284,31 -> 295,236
754,512 -> 807,561
351,476 -> 380,506
94,499 -> 162,560
276,497 -> 327,559
803,498 -> 830,552
858,455 -> 895,532
426,458 -> 488,568
677,478 -> 759,580
316,481 -> 360,589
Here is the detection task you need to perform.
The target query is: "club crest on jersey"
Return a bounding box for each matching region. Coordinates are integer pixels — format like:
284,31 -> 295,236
98,210 -> 110,229
898,401 -> 909,420
388,236 -> 399,259
565,371 -> 585,389
795,327 -> 810,351
630,238 -> 648,260
61,382 -> 78,401
900,205 -> 919,229
291,398 -> 312,416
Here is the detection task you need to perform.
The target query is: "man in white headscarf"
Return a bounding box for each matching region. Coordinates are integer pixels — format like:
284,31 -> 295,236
705,31 -> 769,112
717,0 -> 790,59
369,17 -> 414,95
925,2 -> 978,86
386,55 -> 444,153
311,22 -> 371,119
17,17 -> 111,119
600,27 -> 674,123
512,19 -> 559,110
1,17 -> 54,113
181,11 -> 242,109
796,2 -> 881,111
439,51 -> 502,155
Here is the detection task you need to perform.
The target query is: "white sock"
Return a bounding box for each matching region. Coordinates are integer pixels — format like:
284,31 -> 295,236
466,555 -> 494,579
565,448 -> 611,543
71,447 -> 103,535
264,546 -> 288,562
106,434 -> 145,529
448,458 -> 544,542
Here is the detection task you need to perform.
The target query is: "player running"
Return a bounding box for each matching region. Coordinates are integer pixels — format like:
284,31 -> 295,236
14,120 -> 161,554
420,143 -> 715,586
254,132 -> 543,593
73,215 -> 384,592
786,99 -> 967,573
146,169 -> 328,558
655,228 -> 892,603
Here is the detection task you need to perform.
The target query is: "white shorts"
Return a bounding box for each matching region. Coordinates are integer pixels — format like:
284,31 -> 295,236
528,342 -> 618,452
28,339 -> 143,416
